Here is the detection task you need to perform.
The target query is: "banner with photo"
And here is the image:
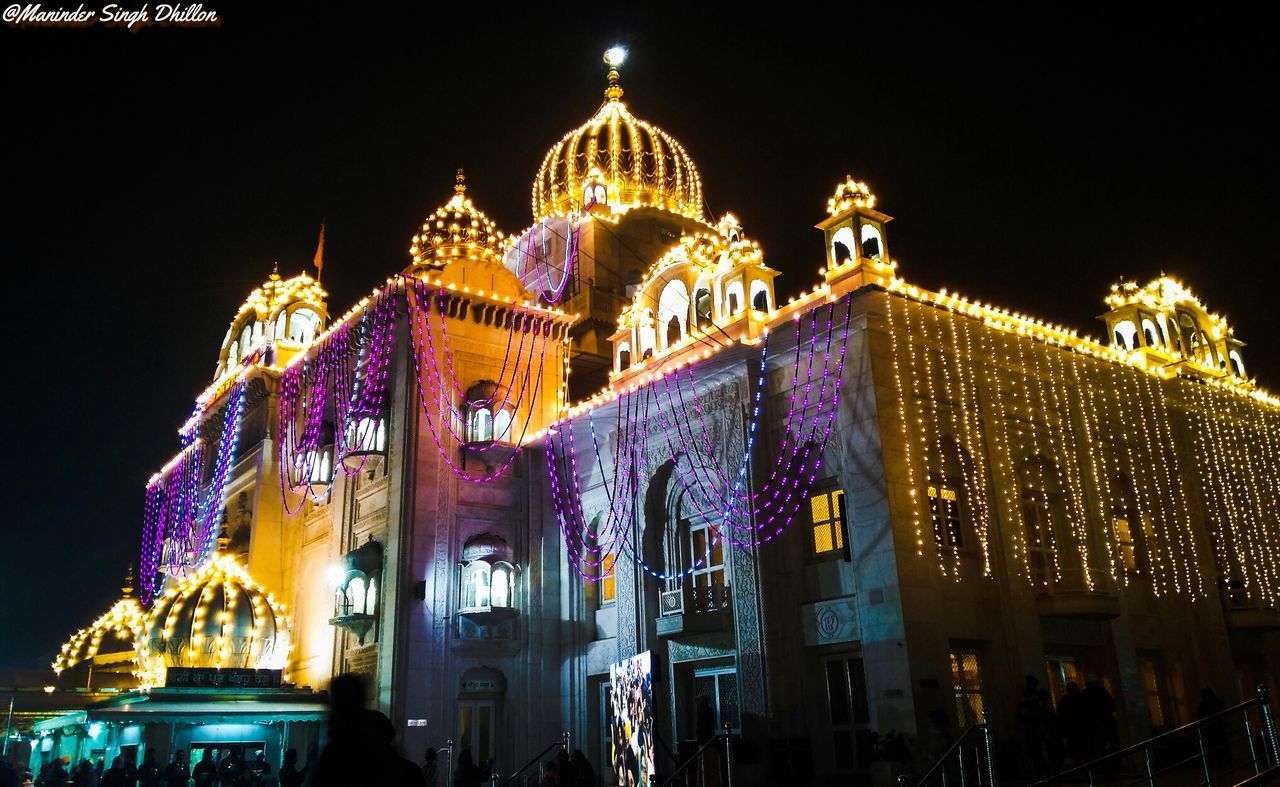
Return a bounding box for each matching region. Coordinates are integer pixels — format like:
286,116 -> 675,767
609,650 -> 655,787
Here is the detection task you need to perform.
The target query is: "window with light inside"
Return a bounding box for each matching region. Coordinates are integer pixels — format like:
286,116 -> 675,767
809,488 -> 846,555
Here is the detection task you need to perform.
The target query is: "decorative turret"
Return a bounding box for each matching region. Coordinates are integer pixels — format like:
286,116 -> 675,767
815,175 -> 895,289
1100,276 -> 1247,379
216,266 -> 329,377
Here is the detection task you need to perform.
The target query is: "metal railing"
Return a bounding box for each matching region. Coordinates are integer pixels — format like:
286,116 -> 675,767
655,723 -> 736,787
1026,685 -> 1280,787
659,585 -> 733,617
494,732 -> 569,787
909,708 -> 998,787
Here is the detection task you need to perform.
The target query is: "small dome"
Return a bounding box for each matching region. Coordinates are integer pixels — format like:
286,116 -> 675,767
53,593 -> 144,675
136,548 -> 290,686
461,533 -> 510,562
826,176 -> 877,217
532,64 -> 703,222
409,170 -> 506,269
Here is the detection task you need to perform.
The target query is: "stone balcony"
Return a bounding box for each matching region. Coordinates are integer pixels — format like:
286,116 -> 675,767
656,584 -> 732,638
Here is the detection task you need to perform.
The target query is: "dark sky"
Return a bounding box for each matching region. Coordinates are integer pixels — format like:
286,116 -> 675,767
3,7 -> 1276,668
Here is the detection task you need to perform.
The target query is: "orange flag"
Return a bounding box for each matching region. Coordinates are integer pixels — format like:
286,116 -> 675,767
313,223 -> 325,276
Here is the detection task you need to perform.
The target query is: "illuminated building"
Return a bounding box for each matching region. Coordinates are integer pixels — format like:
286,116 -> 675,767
29,53 -> 1279,785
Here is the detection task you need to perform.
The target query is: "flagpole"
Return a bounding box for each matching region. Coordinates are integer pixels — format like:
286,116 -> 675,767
313,221 -> 325,284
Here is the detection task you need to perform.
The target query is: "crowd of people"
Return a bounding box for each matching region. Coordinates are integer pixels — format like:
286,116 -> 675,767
1016,675 -> 1122,775
607,657 -> 654,787
5,745 -> 283,786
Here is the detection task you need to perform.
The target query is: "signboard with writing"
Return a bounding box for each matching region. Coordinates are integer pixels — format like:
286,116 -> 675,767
165,668 -> 283,689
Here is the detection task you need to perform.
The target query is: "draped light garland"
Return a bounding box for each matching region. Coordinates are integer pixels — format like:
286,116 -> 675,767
545,294 -> 853,582
138,381 -> 247,603
275,274 -> 566,516
512,215 -> 581,304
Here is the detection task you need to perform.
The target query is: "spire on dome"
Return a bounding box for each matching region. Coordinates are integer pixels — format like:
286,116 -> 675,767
603,47 -> 627,103
455,168 -> 467,195
270,262 -> 281,281
122,564 -> 135,599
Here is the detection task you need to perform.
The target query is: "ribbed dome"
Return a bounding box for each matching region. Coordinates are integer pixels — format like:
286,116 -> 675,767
409,170 -> 506,268
136,550 -> 290,684
532,68 -> 703,222
53,595 -> 145,675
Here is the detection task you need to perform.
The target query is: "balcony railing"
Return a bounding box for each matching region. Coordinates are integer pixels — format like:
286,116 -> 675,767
660,584 -> 732,617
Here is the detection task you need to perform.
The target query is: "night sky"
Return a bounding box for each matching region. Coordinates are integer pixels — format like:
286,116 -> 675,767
3,8 -> 1276,668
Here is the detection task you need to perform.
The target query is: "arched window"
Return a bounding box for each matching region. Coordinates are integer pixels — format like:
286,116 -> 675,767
749,279 -> 770,312
461,560 -> 492,611
490,562 -> 515,608
860,222 -> 884,261
1140,316 -> 1160,348
693,286 -> 713,329
638,309 -> 657,360
459,534 -> 517,614
346,413 -> 387,456
724,281 -> 744,317
666,316 -> 681,348
228,337 -> 240,366
1229,350 -> 1245,377
275,311 -> 288,340
463,381 -> 511,444
617,341 -> 632,372
1113,320 -> 1138,351
831,225 -> 856,267
239,322 -> 254,359
658,279 -> 689,350
288,307 -> 322,344
468,408 -> 494,442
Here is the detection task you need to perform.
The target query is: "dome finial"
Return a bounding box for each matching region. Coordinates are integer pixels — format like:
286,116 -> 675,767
455,168 -> 466,195
603,47 -> 627,102
216,519 -> 230,553
269,262 -> 280,281
121,564 -> 135,598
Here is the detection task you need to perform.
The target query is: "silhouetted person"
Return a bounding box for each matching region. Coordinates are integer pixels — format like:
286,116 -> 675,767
1040,688 -> 1064,770
122,755 -> 137,787
278,749 -> 305,787
419,748 -> 437,787
1081,677 -> 1118,758
0,755 -> 21,787
1198,688 -> 1230,767
247,752 -> 271,786
1018,676 -> 1049,776
162,751 -> 188,787
191,751 -> 217,787
72,759 -> 97,787
553,749 -> 572,786
570,750 -> 595,787
453,749 -> 484,787
138,751 -> 161,787
100,757 -> 127,787
217,746 -> 247,786
46,757 -> 70,786
314,673 -> 425,786
1057,682 -> 1088,763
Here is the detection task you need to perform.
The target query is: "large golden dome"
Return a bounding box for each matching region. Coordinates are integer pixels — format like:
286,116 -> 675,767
532,63 -> 703,222
53,584 -> 145,675
410,169 -> 506,269
136,543 -> 290,686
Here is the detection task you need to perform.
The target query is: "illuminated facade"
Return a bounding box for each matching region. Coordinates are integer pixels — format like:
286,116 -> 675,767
31,55 -> 1280,786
